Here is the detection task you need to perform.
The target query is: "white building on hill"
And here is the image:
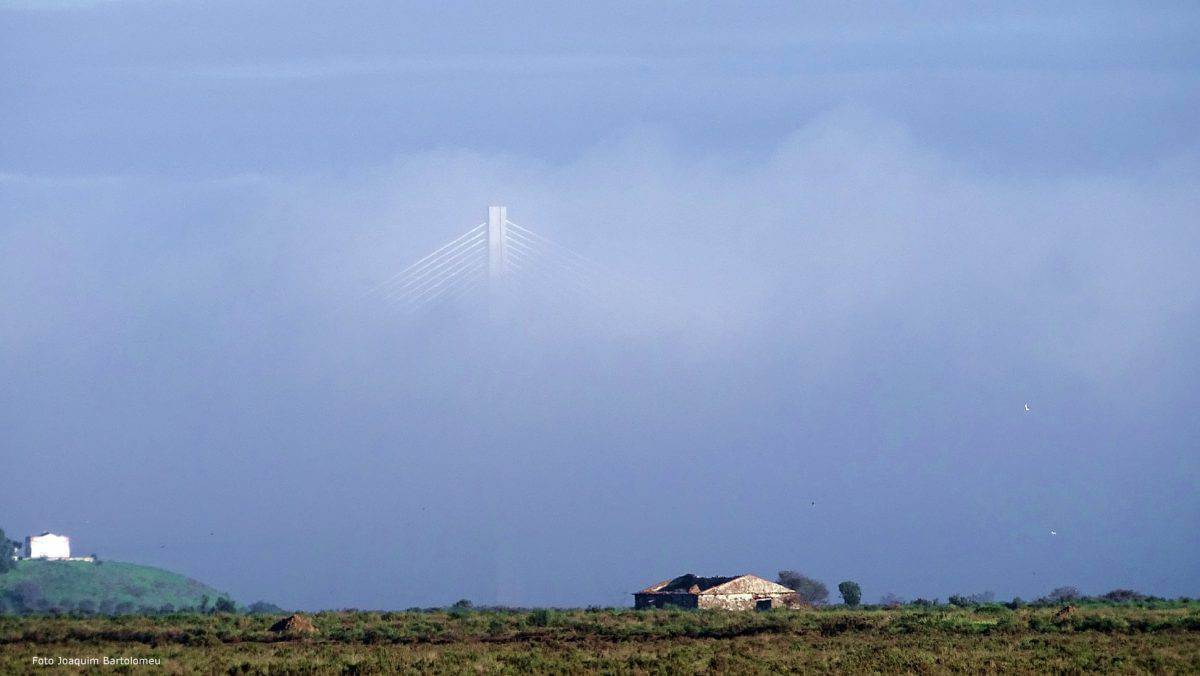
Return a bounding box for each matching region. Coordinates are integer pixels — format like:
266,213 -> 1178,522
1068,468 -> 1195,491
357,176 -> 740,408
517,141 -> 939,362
23,532 -> 72,560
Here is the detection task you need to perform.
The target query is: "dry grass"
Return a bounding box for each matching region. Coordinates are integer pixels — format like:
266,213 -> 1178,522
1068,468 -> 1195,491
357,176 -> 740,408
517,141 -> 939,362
2,605 -> 1198,673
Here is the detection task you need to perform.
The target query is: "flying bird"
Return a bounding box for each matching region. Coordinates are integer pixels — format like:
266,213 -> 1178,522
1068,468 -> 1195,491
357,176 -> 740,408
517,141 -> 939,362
1025,403 -> 1031,412
1049,531 -> 1057,536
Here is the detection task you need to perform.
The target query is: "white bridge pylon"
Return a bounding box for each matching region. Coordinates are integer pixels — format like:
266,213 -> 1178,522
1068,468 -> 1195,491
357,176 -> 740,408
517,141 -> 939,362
364,205 -> 610,314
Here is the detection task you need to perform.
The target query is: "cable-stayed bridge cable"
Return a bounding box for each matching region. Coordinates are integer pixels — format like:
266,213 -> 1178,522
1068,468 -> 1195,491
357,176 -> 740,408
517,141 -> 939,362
381,244 -> 486,305
388,251 -> 487,307
505,220 -> 606,274
379,232 -> 486,297
363,223 -> 486,297
394,261 -> 488,313
366,208 -> 641,317
505,249 -> 596,297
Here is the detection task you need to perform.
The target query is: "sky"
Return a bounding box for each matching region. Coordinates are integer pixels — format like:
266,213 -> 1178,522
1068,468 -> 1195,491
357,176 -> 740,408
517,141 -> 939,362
2,2 -> 1198,609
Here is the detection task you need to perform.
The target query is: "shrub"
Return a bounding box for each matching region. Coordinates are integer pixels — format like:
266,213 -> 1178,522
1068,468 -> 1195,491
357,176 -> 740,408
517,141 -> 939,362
949,592 -> 994,607
879,593 -> 904,608
819,614 -> 872,636
183,629 -> 221,646
529,609 -> 553,627
1027,615 -> 1055,632
993,614 -> 1022,633
487,617 -> 508,635
1077,614 -> 1129,632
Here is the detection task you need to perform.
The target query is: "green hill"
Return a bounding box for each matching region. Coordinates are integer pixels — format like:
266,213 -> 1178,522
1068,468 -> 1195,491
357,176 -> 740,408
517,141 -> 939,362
0,559 -> 231,614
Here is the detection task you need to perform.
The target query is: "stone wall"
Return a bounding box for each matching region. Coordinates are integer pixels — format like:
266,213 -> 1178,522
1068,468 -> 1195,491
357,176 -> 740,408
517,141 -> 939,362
696,592 -> 797,610
636,591 -> 799,610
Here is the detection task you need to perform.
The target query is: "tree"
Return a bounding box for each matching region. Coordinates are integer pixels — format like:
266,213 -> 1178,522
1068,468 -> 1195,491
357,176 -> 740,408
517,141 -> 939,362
0,529 -> 16,574
879,593 -> 904,608
12,581 -> 43,609
777,570 -> 828,605
949,591 -> 994,607
837,581 -> 862,607
1045,586 -> 1081,603
1102,589 -> 1147,603
214,596 -> 237,613
248,601 -> 285,614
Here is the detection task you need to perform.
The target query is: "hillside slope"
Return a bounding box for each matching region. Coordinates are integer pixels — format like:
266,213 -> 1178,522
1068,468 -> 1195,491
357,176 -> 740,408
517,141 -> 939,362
0,560 -> 230,613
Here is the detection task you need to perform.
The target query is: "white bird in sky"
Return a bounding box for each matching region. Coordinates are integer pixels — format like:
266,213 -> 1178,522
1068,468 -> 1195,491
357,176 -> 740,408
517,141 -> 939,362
1049,530 -> 1057,536
1025,403 -> 1031,412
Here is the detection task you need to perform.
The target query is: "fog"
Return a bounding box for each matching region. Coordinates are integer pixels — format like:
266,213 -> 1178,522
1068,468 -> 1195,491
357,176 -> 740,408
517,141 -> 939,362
2,2 -> 1198,609
4,112 -> 1197,607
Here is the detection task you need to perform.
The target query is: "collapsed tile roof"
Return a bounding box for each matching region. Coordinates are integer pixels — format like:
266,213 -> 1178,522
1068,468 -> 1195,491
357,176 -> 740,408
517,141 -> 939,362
638,573 -> 794,595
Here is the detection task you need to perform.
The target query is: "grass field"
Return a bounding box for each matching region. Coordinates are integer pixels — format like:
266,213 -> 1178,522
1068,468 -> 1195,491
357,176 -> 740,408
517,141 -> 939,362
2,604 -> 1198,673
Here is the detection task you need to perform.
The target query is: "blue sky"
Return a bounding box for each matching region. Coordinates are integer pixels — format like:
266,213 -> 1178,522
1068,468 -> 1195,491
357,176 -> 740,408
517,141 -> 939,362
2,2 -> 1198,609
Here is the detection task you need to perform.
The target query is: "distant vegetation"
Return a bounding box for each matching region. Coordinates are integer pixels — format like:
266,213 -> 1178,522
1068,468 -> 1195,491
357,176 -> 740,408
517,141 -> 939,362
0,560 -> 234,616
776,570 -> 828,605
0,530 -> 15,575
949,591 -> 995,607
1048,585 -> 1083,602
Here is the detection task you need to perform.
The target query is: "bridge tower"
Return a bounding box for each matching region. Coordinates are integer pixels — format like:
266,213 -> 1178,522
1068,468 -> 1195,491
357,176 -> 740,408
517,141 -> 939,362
487,205 -> 508,280
366,205 -> 610,315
